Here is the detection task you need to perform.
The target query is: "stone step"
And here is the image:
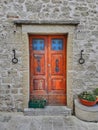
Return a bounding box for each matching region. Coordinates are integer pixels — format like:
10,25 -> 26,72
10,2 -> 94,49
24,106 -> 72,116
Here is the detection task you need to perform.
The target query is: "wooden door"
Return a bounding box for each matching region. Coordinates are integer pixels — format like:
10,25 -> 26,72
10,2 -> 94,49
29,35 -> 67,105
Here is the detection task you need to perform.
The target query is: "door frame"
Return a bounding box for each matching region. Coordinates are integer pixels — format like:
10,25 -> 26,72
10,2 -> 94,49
21,24 -> 76,110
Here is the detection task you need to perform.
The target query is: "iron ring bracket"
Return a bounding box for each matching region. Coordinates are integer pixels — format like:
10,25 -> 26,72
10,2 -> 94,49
79,58 -> 85,64
12,57 -> 18,64
79,50 -> 85,64
12,49 -> 18,64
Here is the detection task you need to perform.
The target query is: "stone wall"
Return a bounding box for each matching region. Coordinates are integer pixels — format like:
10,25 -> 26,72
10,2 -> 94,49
0,0 -> 98,111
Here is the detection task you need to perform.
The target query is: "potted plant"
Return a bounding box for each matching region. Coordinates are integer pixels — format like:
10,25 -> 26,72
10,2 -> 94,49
93,88 -> 98,102
29,98 -> 47,108
78,91 -> 96,106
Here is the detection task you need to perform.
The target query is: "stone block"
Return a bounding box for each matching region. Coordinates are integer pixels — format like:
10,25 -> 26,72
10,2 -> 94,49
42,0 -> 50,3
5,90 -> 10,94
24,106 -> 72,116
76,6 -> 88,11
0,55 -> 8,60
25,2 -> 42,12
19,88 -> 23,94
51,0 -> 62,3
8,117 -> 31,130
8,69 -> 17,75
0,122 -> 8,130
14,95 -> 23,102
2,78 -> 12,84
17,0 -> 25,3
86,0 -> 95,3
7,12 -> 19,19
92,31 -> 98,37
11,89 -> 18,94
81,11 -> 89,16
77,31 -> 87,40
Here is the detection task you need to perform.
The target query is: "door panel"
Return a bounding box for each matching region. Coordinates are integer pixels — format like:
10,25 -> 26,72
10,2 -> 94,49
29,35 -> 67,105
51,54 -> 64,75
33,54 -> 45,75
33,79 -> 45,90
51,78 -> 64,90
48,36 -> 66,105
29,36 -> 47,99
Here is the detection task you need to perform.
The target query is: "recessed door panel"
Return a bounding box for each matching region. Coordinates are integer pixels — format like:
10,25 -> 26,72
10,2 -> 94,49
51,54 -> 64,75
51,78 -> 64,90
33,54 -> 45,75
33,79 -> 45,90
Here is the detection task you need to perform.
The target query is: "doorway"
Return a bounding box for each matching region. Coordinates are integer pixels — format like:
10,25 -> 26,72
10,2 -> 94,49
29,35 -> 67,105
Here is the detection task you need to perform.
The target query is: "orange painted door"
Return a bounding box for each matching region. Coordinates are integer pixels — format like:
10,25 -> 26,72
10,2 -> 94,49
29,35 -> 67,105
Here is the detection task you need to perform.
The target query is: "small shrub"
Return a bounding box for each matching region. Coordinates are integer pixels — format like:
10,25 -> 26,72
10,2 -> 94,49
29,98 -> 47,108
78,91 -> 96,101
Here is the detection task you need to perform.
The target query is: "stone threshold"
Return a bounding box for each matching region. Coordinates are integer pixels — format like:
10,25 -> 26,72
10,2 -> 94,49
14,20 -> 80,25
24,106 -> 72,116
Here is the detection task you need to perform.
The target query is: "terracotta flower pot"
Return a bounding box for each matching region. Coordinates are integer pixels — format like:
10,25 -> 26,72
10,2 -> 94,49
79,98 -> 96,106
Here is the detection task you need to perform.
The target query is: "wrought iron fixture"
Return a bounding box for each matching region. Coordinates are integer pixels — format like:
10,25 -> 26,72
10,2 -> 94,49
36,58 -> 41,72
34,55 -> 41,72
12,49 -> 18,64
79,50 -> 85,64
55,59 -> 59,72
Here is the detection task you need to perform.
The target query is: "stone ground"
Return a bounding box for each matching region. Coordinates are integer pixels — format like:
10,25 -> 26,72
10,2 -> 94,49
0,112 -> 98,130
